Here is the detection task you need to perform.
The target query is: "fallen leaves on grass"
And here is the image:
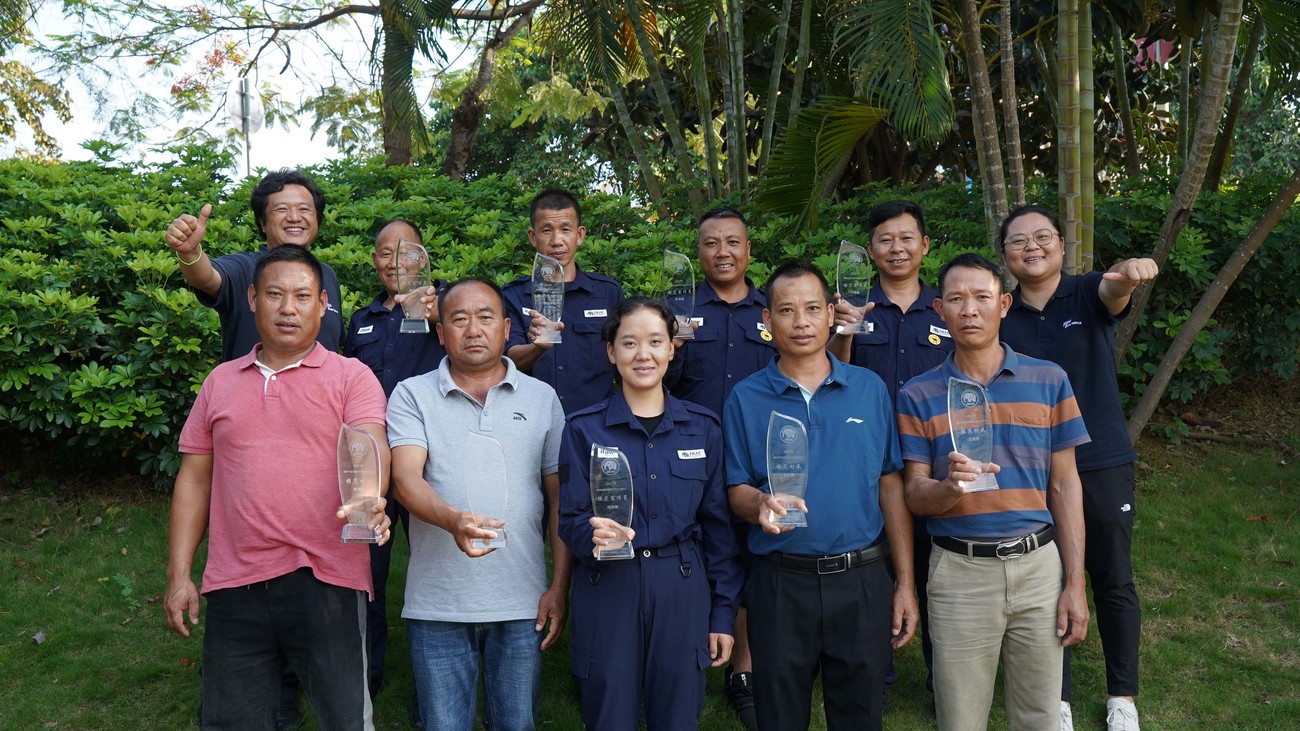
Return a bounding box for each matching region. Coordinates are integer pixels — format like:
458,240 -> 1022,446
46,585 -> 61,597
1244,515 -> 1272,522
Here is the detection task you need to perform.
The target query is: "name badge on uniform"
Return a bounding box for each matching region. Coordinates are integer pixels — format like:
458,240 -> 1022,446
677,449 -> 705,460
584,309 -> 608,318
357,325 -> 374,334
928,324 -> 949,346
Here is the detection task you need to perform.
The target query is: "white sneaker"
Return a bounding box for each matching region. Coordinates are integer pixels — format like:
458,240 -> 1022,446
1060,701 -> 1074,731
1106,698 -> 1140,731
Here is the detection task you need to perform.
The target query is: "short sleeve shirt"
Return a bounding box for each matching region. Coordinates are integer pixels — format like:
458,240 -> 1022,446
667,278 -> 776,417
1002,272 -> 1136,471
848,283 -> 953,403
501,265 -> 624,414
344,290 -> 447,397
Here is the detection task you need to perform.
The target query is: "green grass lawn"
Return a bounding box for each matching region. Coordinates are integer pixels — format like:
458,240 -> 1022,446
1,436 -> 1296,730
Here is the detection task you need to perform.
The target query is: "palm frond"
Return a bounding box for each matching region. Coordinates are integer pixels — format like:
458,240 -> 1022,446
1254,0 -> 1300,98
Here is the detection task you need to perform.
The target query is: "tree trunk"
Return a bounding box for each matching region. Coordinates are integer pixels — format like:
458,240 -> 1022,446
1176,34 -> 1193,169
1126,165 -> 1300,441
725,0 -> 749,192
1205,19 -> 1264,192
786,0 -> 812,130
690,54 -> 722,200
1000,0 -> 1026,207
717,6 -> 741,192
381,13 -> 416,166
759,0 -> 795,172
1079,0 -> 1095,273
1032,35 -> 1060,123
609,82 -> 669,213
443,14 -> 532,180
958,0 -> 1009,248
1112,21 -> 1141,178
1057,0 -> 1082,272
1115,0 -> 1244,361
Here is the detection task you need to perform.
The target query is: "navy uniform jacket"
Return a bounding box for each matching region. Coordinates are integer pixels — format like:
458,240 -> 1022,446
848,283 -> 952,403
558,390 -> 742,635
343,290 -> 447,398
667,278 -> 776,418
501,266 -> 624,414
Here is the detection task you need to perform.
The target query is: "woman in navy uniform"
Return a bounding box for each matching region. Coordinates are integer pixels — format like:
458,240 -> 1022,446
559,298 -> 742,730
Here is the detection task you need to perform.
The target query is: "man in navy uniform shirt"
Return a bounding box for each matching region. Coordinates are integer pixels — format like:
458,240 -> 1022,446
724,260 -> 916,731
502,189 -> 625,414
829,199 -> 953,695
665,206 -> 775,730
343,218 -> 446,702
999,205 -> 1158,731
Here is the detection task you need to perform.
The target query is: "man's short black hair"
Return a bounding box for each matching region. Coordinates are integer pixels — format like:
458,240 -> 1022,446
253,244 -> 324,291
764,259 -> 833,304
250,169 -> 326,239
438,277 -> 506,325
377,218 -> 423,245
529,189 -> 582,227
868,199 -> 926,239
999,204 -> 1063,248
697,206 -> 748,230
937,253 -> 1004,296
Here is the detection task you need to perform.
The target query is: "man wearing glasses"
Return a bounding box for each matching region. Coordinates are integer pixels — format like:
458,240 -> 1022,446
998,205 -> 1158,731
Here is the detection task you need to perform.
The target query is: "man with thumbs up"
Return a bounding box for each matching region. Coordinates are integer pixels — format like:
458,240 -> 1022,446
166,169 -> 345,363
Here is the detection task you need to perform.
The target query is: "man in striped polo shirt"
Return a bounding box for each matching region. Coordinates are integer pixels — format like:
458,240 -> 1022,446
896,253 -> 1090,731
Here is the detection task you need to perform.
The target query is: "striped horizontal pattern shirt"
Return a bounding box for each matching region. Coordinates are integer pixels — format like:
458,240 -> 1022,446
896,345 -> 1090,539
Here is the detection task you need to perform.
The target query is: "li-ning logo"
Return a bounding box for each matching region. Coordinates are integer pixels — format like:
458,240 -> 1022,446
960,391 -> 980,408
600,459 -> 620,476
348,440 -> 368,458
1062,319 -> 1083,330
779,425 -> 799,443
513,412 -> 527,421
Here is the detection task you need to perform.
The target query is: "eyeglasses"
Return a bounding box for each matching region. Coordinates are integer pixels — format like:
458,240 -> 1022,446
1003,229 -> 1058,251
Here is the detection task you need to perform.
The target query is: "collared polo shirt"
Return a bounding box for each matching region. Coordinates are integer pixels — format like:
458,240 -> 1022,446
344,289 -> 447,397
196,246 -> 345,362
723,354 -> 902,557
848,283 -> 952,403
501,265 -> 624,414
558,390 -> 740,634
667,278 -> 776,417
1002,271 -> 1137,471
178,343 -> 386,596
896,345 -> 1091,539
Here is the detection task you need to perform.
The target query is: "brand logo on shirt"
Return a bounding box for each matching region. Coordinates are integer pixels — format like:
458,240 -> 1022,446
585,309 -> 608,318
1063,319 -> 1084,330
845,417 -> 863,424
513,412 -> 527,421
677,449 -> 705,459
357,325 -> 374,335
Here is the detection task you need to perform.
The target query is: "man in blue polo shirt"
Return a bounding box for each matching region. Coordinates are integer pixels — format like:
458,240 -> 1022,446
503,189 -> 625,414
830,199 -> 953,695
724,260 -> 916,731
343,218 -> 447,705
897,253 -> 1090,731
999,205 -> 1158,731
666,206 -> 776,731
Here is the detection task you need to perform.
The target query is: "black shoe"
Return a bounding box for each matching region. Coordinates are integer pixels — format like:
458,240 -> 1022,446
409,696 -> 424,729
725,666 -> 759,731
275,692 -> 304,731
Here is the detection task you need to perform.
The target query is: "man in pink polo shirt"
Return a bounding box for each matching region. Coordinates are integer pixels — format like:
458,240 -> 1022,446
165,244 -> 392,730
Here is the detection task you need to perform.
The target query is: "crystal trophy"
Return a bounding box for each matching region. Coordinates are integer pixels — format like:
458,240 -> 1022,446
397,239 -> 432,334
466,432 -> 509,549
337,424 -> 382,543
836,239 -> 874,335
663,249 -> 695,341
589,444 -> 634,560
765,412 -> 809,527
947,377 -> 999,492
531,253 -> 565,344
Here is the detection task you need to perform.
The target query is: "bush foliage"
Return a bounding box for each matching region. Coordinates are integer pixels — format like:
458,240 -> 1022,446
2,146 -> 1296,484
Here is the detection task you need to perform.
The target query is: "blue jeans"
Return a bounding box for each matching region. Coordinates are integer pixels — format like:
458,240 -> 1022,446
407,618 -> 540,731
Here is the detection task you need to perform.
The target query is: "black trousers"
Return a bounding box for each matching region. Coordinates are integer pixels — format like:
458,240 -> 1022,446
747,553 -> 892,731
366,495 -> 411,692
1062,462 -> 1141,700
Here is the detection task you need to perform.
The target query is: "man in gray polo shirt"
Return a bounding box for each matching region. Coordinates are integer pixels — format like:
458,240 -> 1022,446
387,277 -> 572,731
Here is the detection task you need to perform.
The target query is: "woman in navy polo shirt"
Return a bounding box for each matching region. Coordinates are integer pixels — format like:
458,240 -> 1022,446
558,298 -> 742,731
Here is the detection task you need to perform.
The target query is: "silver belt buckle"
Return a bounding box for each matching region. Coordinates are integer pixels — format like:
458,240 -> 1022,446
995,536 -> 1028,560
816,553 -> 850,574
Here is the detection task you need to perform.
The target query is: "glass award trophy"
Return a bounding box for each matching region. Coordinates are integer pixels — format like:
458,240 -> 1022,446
835,239 -> 874,335
663,249 -> 695,341
397,239 -> 432,334
466,432 -> 509,549
765,412 -> 809,527
337,424 -> 382,543
947,377 -> 999,492
531,253 -> 565,344
589,444 -> 634,560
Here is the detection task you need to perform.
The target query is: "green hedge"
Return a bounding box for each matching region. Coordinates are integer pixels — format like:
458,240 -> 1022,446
2,145 -> 1296,484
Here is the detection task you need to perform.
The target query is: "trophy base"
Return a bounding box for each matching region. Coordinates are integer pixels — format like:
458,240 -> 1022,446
769,508 -> 808,528
960,472 -> 999,493
341,524 -> 380,543
674,317 -> 695,340
471,528 -> 508,550
400,318 -> 430,334
535,329 -> 562,345
835,322 -> 873,335
596,542 -> 634,561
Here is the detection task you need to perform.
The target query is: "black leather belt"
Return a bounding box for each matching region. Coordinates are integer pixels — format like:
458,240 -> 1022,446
759,541 -> 890,575
933,525 -> 1054,560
